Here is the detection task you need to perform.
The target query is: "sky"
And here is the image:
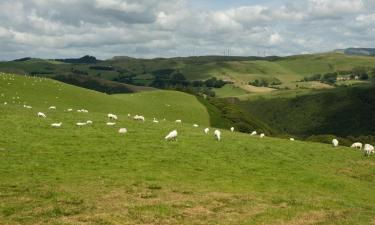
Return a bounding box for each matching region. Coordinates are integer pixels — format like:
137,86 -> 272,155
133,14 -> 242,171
0,0 -> 374,60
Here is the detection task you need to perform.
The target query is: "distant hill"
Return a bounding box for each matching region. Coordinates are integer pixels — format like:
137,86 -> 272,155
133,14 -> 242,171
335,48 -> 375,56
55,55 -> 99,64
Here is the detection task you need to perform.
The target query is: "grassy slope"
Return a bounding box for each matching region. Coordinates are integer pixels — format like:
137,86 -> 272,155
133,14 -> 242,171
2,53 -> 374,95
0,73 -> 374,224
239,85 -> 375,137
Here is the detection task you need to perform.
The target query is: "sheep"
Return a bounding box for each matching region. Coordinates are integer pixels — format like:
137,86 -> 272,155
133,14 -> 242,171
118,128 -> 127,134
204,128 -> 209,134
290,138 -> 295,141
67,108 -> 73,112
127,114 -> 131,117
193,124 -> 199,128
4,102 -> 7,105
175,119 -> 182,123
260,133 -> 265,138
230,127 -> 234,132
332,139 -> 339,147
76,122 -> 87,126
37,112 -> 46,118
153,118 -> 159,123
108,113 -> 118,120
49,106 -> 56,110
51,122 -> 62,128
106,122 -> 116,126
23,105 -> 32,109
351,142 -> 362,150
165,130 -> 178,141
363,144 -> 374,156
86,120 -> 93,125
214,130 -> 221,141
133,115 -> 145,121
250,131 -> 257,136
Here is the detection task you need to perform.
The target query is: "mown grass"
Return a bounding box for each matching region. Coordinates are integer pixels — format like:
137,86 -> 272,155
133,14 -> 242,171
0,73 -> 375,224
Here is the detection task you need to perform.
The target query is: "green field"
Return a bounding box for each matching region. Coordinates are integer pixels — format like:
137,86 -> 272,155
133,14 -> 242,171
1,53 -> 374,97
1,73 -> 375,224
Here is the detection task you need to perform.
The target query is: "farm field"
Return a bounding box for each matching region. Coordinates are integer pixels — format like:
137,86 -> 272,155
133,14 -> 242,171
0,73 -> 375,224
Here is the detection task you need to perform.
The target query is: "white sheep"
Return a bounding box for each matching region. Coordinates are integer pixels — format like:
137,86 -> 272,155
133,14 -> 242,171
153,118 -> 159,123
351,142 -> 362,150
118,128 -> 127,134
214,130 -> 221,141
37,112 -> 46,118
165,130 -> 178,141
193,124 -> 199,128
290,138 -> 295,141
108,113 -> 118,120
230,127 -> 234,132
175,119 -> 182,123
86,120 -> 93,125
127,113 -> 131,117
332,139 -> 339,147
260,133 -> 265,138
106,122 -> 116,126
133,115 -> 145,121
76,122 -> 87,126
51,122 -> 62,128
363,144 -> 374,156
67,108 -> 73,112
49,106 -> 56,110
204,128 -> 209,134
250,131 -> 257,136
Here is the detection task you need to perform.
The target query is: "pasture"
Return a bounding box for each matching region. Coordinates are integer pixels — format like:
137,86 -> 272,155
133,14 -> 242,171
0,73 -> 375,224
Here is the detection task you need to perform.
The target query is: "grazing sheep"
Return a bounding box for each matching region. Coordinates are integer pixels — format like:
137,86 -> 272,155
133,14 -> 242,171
351,142 -> 362,150
332,139 -> 339,147
230,127 -> 234,132
175,119 -> 182,123
260,133 -> 265,138
77,109 -> 82,113
193,124 -> 199,128
86,120 -> 93,125
106,122 -> 116,126
153,118 -> 159,123
290,138 -> 295,141
363,144 -> 374,156
4,102 -> 7,105
67,108 -> 73,112
204,128 -> 209,134
165,130 -> 178,141
51,122 -> 62,128
49,106 -> 56,110
133,115 -> 145,121
37,112 -> 46,118
76,122 -> 87,126
23,105 -> 32,109
214,130 -> 221,141
127,114 -> 131,117
250,131 -> 257,136
108,113 -> 118,120
118,128 -> 127,134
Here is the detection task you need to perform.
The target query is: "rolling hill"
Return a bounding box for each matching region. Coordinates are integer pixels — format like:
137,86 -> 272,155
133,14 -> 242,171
0,53 -> 374,96
0,73 -> 375,224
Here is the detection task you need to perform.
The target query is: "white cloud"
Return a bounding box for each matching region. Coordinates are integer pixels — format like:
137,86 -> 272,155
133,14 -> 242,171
0,0 -> 373,60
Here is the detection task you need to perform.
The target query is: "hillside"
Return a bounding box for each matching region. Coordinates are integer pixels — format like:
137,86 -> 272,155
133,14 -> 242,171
238,85 -> 375,140
0,53 -> 374,96
0,73 -> 375,224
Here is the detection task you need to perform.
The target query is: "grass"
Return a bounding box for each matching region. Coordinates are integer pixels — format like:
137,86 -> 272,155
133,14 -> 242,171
0,73 -> 375,224
213,84 -> 248,98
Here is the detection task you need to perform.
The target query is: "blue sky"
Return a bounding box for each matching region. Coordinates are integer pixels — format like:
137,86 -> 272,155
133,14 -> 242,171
0,0 -> 374,60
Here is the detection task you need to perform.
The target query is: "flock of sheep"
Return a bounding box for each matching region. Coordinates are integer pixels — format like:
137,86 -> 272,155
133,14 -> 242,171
1,72 -> 375,157
332,138 -> 374,156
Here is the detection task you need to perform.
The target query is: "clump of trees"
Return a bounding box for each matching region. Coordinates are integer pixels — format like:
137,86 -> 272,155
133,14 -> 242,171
303,67 -> 374,85
249,79 -> 269,87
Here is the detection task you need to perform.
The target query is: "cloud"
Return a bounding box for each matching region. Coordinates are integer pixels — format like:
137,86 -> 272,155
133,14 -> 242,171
0,0 -> 373,60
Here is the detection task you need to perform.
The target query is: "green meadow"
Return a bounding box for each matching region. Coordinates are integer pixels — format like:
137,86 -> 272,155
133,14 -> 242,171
0,73 -> 374,224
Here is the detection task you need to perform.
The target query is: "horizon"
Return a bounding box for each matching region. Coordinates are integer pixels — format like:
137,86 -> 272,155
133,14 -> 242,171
0,0 -> 374,60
